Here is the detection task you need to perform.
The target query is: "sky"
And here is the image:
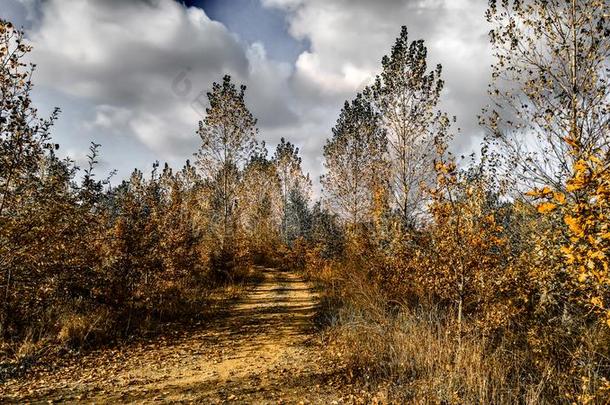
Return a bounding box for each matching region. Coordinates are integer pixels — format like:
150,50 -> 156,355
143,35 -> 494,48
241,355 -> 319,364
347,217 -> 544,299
2,0 -> 494,192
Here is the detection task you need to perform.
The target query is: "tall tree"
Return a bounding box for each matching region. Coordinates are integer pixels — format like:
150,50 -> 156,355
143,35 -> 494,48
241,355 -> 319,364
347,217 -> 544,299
322,92 -> 388,226
195,75 -> 257,246
272,138 -> 311,243
487,0 -> 610,332
371,26 -> 449,228
285,187 -> 312,244
0,20 -> 59,219
240,146 -> 282,255
0,20 -> 65,331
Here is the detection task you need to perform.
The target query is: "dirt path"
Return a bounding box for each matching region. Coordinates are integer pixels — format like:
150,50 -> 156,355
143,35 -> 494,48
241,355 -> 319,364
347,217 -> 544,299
0,267 -> 354,404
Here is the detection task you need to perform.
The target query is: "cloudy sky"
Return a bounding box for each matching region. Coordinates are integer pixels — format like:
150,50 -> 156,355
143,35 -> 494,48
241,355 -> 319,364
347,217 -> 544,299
3,0 -> 493,191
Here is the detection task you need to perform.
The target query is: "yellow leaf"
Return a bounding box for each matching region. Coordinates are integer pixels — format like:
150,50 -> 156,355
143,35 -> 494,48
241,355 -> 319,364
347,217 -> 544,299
537,202 -> 557,214
564,215 -> 584,236
591,297 -> 603,308
573,160 -> 588,172
560,246 -> 575,263
566,180 -> 583,193
564,136 -> 579,148
554,192 -> 566,204
591,251 -> 606,261
525,186 -> 553,198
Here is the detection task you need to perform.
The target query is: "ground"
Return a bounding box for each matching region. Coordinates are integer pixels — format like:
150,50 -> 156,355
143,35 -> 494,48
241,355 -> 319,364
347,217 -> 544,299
0,268 -> 379,404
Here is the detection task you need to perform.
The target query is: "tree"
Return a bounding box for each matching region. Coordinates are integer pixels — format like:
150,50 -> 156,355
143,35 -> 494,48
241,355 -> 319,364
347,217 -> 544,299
195,75 -> 257,246
526,143 -> 610,329
486,0 -> 610,323
371,26 -> 449,228
0,20 -> 58,217
485,2 -> 610,397
240,146 -> 282,257
419,137 -> 526,341
309,200 -> 344,259
272,138 -> 311,243
485,0 -> 609,193
0,20 -> 66,332
322,92 -> 387,226
285,187 -> 312,244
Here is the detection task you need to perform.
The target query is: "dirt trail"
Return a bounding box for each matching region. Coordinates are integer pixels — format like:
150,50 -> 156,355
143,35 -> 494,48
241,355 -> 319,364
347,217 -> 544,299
0,267 -> 351,404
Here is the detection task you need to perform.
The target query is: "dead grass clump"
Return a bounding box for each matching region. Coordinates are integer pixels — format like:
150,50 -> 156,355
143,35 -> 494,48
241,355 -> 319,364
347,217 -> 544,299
57,308 -> 112,349
327,285 -> 610,404
322,271 -> 521,403
329,301 -> 525,403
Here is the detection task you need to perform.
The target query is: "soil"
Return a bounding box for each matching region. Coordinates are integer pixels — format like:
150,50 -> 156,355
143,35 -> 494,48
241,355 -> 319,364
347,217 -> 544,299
0,267 -> 377,404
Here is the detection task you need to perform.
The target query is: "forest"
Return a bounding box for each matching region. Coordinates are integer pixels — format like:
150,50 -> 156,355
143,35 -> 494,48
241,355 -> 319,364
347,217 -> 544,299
1,0 -> 609,403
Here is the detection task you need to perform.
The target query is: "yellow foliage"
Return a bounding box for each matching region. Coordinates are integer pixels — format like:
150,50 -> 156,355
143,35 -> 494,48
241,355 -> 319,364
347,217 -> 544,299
537,202 -> 557,213
531,143 -> 610,330
564,215 -> 584,237
525,186 -> 553,198
591,297 -> 604,308
554,192 -> 566,204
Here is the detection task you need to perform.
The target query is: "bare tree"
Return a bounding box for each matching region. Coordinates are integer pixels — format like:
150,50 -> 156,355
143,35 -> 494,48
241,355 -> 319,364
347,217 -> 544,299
484,0 -> 609,194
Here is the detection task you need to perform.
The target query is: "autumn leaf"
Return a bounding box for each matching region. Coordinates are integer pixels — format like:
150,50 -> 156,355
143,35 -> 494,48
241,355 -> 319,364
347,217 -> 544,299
591,296 -> 604,308
564,215 -> 584,237
567,180 -> 584,193
554,192 -> 566,204
537,202 -> 557,214
563,136 -> 579,149
526,186 -> 553,198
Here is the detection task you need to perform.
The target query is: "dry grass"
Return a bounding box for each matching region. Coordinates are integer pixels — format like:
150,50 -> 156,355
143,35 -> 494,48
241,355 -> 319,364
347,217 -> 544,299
57,308 -> 113,349
329,303 -> 523,403
321,270 -> 610,404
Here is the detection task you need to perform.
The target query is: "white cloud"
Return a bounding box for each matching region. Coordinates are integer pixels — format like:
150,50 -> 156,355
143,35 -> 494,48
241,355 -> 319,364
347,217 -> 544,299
270,0 -> 493,149
23,0 -> 308,169
85,105 -> 132,133
26,0 -> 250,160
260,0 -> 304,10
258,0 -> 493,193
15,0 -> 494,192
245,42 -> 300,129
